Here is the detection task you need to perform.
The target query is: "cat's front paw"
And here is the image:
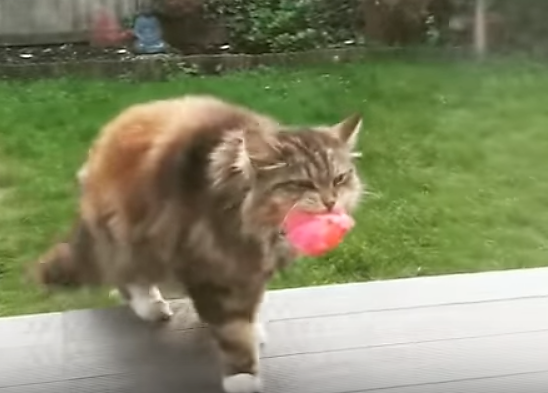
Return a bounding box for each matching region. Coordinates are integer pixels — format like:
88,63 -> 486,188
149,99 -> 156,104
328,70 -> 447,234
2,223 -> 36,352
222,373 -> 263,393
130,298 -> 173,322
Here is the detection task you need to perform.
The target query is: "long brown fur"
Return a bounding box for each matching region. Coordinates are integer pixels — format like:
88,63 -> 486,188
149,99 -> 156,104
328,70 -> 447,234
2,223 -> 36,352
32,95 -> 365,393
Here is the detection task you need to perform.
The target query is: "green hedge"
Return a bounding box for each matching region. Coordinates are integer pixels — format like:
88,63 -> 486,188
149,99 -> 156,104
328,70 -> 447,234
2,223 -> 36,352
149,0 -> 471,55
202,0 -> 363,54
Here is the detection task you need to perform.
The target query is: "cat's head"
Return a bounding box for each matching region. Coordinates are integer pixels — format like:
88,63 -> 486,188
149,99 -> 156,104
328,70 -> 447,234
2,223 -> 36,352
210,114 -> 365,231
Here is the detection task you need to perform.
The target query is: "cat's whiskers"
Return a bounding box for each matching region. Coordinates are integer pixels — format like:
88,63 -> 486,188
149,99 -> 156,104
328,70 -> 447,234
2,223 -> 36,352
361,189 -> 380,199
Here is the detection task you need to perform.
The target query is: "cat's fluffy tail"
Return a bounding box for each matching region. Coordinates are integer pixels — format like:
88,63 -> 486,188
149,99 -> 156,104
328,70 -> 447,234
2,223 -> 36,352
32,218 -> 102,289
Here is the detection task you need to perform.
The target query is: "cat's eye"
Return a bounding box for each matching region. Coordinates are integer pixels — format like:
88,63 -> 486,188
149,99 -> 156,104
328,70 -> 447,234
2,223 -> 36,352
274,179 -> 316,191
290,179 -> 317,190
333,172 -> 349,186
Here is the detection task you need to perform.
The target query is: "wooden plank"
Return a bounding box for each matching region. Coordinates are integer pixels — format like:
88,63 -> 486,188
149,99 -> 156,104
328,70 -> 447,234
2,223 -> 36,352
366,371 -> 548,393
261,331 -> 548,393
4,291 -> 548,360
0,312 -> 63,348
3,309 -> 548,392
0,269 -> 548,391
260,267 -> 548,320
262,296 -> 548,358
0,371 -> 221,393
0,344 -> 65,388
3,267 -> 548,347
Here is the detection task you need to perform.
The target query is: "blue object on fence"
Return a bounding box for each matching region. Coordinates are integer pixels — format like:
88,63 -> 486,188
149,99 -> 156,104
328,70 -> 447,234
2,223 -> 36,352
133,13 -> 167,54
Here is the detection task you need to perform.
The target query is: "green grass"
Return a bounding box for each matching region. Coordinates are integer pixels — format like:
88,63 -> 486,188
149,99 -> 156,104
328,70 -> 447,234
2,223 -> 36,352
2,58 -> 548,316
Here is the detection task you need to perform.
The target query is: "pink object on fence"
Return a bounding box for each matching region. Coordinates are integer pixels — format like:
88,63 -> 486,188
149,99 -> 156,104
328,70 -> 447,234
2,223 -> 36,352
283,209 -> 355,257
90,8 -> 132,47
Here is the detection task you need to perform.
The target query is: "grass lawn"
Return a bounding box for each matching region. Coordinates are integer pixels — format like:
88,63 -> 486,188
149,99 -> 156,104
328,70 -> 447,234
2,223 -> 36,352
1,58 -> 548,317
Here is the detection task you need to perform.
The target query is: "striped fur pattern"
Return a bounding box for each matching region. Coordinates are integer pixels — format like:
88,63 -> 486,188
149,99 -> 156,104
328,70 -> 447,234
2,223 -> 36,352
32,95 -> 365,393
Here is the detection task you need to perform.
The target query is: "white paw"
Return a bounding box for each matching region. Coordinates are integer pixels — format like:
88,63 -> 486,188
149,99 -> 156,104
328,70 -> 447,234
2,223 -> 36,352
130,298 -> 173,322
222,373 -> 262,393
126,285 -> 173,322
255,322 -> 268,347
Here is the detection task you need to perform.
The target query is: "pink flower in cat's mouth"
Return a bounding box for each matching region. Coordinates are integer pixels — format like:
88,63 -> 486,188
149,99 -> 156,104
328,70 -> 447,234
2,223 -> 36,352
281,209 -> 355,257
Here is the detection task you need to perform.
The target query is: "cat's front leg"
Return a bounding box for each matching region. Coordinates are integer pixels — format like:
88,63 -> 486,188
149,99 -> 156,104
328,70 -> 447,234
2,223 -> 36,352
210,319 -> 264,393
223,373 -> 263,393
187,274 -> 267,392
123,284 -> 174,322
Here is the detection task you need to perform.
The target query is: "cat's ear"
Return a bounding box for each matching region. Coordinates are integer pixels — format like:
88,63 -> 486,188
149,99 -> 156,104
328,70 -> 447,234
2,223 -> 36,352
237,128 -> 280,172
210,128 -> 279,186
329,113 -> 363,150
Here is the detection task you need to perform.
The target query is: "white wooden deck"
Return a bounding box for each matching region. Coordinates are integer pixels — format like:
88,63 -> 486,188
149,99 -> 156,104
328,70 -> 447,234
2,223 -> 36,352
2,267 -> 548,392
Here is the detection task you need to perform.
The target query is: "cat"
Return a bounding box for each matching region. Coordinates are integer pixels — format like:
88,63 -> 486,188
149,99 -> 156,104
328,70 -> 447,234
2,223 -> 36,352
33,95 -> 365,393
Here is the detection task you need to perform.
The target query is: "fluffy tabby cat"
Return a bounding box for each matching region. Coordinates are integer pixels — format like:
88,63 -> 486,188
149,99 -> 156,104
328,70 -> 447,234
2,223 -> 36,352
33,95 -> 364,393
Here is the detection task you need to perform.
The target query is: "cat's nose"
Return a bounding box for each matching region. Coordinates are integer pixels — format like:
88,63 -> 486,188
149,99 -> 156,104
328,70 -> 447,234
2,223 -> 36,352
323,198 -> 336,211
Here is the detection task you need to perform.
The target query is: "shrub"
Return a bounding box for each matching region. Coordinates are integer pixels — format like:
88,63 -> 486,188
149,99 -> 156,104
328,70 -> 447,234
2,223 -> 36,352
150,0 -> 462,54
203,0 -> 363,54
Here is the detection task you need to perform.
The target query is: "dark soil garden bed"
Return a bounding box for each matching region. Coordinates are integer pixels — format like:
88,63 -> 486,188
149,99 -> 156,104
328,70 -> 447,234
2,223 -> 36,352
0,43 -> 176,65
0,45 -> 470,81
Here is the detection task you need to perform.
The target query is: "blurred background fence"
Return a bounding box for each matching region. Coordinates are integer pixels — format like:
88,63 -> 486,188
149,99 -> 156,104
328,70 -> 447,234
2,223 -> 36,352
0,0 -> 150,45
0,0 -> 547,57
